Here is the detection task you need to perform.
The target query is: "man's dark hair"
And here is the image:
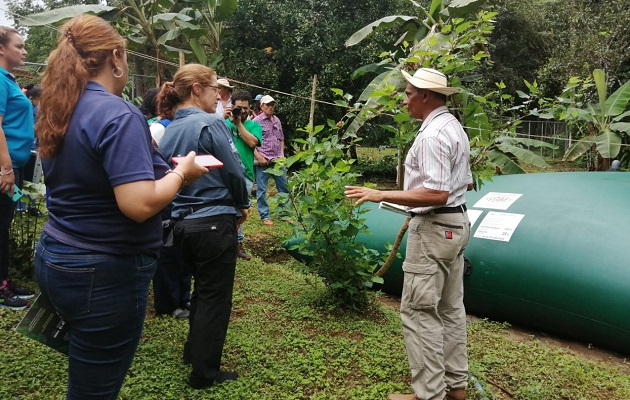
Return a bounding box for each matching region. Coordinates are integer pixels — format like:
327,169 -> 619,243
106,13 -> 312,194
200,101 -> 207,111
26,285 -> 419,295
414,87 -> 447,103
432,91 -> 448,103
138,87 -> 160,119
231,90 -> 252,105
26,86 -> 43,100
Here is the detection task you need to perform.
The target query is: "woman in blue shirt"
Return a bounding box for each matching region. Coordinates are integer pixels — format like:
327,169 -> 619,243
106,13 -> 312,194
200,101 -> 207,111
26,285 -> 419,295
157,64 -> 250,390
0,26 -> 35,310
34,15 -> 208,399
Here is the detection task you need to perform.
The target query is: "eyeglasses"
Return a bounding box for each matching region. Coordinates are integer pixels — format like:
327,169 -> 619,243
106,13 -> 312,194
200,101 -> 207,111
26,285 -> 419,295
199,84 -> 220,91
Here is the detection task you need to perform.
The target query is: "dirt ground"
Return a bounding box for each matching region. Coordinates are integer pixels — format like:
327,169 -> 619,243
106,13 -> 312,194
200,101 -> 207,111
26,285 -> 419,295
377,293 -> 629,370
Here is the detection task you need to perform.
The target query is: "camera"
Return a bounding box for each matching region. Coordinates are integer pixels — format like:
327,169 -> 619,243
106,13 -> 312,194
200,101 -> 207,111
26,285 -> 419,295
232,107 -> 243,118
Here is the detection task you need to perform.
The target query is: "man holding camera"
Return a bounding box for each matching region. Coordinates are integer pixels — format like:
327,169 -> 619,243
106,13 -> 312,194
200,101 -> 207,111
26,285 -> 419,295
225,91 -> 262,260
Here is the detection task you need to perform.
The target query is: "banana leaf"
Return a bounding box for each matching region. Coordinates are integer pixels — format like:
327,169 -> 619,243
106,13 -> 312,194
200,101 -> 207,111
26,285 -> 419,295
596,130 -> 622,158
345,16 -> 417,47
605,80 -> 630,117
18,5 -> 115,26
495,141 -> 550,169
488,149 -> 526,174
564,135 -> 596,161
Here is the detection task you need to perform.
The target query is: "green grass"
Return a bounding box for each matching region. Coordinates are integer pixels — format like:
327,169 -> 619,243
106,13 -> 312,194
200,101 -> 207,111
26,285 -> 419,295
2,217 -> 629,399
355,146 -> 399,162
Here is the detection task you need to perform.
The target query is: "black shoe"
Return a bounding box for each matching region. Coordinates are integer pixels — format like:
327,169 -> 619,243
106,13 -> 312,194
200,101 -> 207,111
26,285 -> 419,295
187,370 -> 239,389
0,284 -> 29,310
5,279 -> 35,299
236,242 -> 251,260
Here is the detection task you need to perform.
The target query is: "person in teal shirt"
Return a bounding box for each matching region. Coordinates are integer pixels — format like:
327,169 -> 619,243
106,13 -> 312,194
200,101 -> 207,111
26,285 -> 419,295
0,26 -> 35,310
224,91 -> 262,260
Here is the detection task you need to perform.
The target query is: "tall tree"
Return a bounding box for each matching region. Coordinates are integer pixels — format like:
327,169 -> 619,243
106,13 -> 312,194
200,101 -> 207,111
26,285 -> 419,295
480,0 -> 549,94
220,0 -> 413,143
534,0 -> 630,96
17,1 -> 204,94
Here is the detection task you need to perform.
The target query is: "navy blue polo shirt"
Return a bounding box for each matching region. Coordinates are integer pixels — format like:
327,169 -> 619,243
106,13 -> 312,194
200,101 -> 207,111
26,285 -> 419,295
42,81 -> 169,256
0,66 -> 34,167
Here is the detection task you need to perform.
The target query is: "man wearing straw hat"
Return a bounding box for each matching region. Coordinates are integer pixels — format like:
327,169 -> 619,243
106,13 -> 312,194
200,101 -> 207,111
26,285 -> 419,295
345,68 -> 472,400
215,77 -> 233,117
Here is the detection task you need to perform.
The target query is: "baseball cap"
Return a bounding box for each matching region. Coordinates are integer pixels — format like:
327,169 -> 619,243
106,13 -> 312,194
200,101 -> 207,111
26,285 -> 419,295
260,95 -> 275,104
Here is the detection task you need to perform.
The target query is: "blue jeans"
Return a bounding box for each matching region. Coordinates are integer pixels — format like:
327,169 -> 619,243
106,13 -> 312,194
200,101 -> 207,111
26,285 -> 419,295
237,178 -> 254,242
35,233 -> 157,400
255,164 -> 288,221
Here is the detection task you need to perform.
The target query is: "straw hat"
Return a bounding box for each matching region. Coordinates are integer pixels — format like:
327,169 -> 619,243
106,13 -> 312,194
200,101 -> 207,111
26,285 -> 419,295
401,68 -> 458,96
217,78 -> 233,89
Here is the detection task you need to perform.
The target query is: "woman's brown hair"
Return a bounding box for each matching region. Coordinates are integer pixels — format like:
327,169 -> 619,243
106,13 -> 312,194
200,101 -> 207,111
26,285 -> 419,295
156,64 -> 217,120
0,26 -> 20,47
36,14 -> 126,157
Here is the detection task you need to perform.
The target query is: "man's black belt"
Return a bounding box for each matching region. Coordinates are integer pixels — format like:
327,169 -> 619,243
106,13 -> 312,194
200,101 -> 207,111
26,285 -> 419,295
410,204 -> 467,217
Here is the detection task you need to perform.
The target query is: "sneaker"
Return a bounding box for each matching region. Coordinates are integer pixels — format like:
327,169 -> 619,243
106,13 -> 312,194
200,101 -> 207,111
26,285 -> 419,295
0,284 -> 29,310
262,219 -> 273,226
171,308 -> 189,319
236,242 -> 251,260
5,279 -> 36,299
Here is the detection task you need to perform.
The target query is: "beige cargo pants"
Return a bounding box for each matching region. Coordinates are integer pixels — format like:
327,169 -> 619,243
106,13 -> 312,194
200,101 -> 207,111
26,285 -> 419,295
400,211 -> 471,400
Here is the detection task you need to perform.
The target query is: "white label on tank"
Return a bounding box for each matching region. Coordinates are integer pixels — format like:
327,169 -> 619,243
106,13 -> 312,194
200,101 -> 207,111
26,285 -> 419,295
473,192 -> 523,210
473,211 -> 525,242
467,209 -> 483,227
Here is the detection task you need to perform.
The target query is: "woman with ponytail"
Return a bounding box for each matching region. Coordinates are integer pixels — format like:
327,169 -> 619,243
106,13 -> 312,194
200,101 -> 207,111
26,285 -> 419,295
156,64 -> 250,390
34,14 -> 207,399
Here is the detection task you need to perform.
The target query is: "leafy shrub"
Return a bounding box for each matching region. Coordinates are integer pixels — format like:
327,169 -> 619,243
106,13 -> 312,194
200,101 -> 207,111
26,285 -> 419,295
271,124 -> 386,311
353,156 -> 397,179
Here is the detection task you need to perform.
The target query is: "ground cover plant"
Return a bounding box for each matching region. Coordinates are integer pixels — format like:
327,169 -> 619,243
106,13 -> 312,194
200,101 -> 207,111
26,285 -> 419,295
2,213 -> 630,399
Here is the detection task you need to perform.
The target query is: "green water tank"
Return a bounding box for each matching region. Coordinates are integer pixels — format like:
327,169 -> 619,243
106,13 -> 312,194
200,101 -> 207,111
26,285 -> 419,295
286,172 -> 630,354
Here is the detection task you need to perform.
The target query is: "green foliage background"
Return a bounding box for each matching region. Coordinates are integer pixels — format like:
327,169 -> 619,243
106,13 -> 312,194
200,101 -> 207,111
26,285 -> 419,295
219,0 -> 414,145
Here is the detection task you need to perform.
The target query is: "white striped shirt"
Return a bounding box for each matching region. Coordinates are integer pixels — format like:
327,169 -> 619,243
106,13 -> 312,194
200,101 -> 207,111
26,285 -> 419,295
404,106 -> 472,214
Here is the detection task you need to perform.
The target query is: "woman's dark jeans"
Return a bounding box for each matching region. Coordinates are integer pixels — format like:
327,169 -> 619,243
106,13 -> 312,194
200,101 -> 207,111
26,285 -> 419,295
35,233 -> 157,400
0,167 -> 24,281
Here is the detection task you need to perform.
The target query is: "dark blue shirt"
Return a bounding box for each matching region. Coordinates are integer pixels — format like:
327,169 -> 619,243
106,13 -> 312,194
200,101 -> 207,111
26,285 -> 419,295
42,81 -> 169,256
0,66 -> 34,167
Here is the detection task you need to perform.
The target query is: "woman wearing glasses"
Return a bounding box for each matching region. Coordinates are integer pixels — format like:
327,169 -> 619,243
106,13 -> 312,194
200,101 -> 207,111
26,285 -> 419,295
156,63 -> 250,389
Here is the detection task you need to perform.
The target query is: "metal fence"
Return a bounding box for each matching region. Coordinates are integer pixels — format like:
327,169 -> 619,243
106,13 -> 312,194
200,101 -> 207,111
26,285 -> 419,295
515,120 -> 570,159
